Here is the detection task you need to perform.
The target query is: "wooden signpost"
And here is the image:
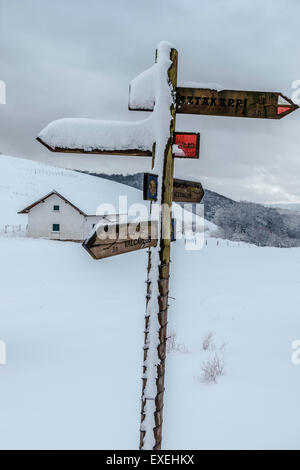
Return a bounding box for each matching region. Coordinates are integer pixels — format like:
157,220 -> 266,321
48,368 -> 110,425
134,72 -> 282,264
37,41 -> 298,451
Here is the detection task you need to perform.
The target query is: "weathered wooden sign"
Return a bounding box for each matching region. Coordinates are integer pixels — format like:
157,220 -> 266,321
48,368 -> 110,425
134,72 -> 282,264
172,178 -> 204,203
173,132 -> 200,158
143,173 -> 204,203
83,221 -> 158,260
83,218 -> 176,260
176,88 -> 299,119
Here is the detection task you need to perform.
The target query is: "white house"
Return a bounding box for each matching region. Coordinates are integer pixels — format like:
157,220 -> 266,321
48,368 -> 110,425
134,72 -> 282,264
18,190 -> 116,241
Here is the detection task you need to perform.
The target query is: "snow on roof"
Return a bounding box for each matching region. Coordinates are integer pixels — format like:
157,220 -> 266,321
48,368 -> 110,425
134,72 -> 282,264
18,190 -> 88,216
0,154 -> 144,221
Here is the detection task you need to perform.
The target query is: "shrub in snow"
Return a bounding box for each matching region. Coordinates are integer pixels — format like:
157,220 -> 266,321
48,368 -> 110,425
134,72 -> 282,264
199,354 -> 225,384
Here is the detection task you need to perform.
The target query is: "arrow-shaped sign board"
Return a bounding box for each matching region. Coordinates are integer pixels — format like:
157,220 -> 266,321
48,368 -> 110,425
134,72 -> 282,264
143,173 -> 204,203
176,88 -> 298,119
37,132 -> 199,159
129,86 -> 298,119
36,136 -> 153,157
83,221 -> 158,260
83,219 -> 176,260
172,178 -> 204,203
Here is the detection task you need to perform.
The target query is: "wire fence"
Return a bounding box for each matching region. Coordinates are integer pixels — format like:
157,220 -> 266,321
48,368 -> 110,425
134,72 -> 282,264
0,224 -> 28,237
203,238 -> 258,248
0,224 -> 258,247
183,236 -> 258,248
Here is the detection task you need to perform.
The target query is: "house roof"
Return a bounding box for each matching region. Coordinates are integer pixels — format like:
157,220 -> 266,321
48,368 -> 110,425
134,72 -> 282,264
18,190 -> 87,216
18,182 -> 139,217
8,153 -> 143,218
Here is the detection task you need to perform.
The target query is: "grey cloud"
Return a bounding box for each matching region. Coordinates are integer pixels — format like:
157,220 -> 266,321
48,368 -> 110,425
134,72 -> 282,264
0,0 -> 300,203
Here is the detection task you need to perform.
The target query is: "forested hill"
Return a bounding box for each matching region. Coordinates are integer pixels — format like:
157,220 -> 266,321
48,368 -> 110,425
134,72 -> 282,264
78,171 -> 300,248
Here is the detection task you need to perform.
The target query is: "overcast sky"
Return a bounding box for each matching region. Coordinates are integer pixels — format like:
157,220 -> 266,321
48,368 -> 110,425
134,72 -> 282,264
1,0 -> 300,203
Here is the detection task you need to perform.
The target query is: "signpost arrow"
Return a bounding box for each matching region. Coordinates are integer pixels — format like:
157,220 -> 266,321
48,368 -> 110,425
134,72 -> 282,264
83,221 -> 158,260
176,88 -> 299,119
36,136 -> 153,157
83,219 -> 176,260
129,86 -> 299,119
172,178 -> 204,203
37,133 -> 200,159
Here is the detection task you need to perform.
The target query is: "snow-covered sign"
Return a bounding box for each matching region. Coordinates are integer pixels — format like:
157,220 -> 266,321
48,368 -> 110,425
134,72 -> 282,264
176,88 -> 299,119
37,118 -> 154,156
37,42 -> 175,157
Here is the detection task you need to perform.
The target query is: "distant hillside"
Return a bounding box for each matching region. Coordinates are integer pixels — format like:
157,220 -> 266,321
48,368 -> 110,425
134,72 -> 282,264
267,203 -> 300,213
79,171 -> 300,248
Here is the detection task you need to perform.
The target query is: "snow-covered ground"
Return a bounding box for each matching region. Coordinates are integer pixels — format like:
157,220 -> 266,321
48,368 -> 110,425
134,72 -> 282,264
0,237 -> 300,450
0,154 -> 300,450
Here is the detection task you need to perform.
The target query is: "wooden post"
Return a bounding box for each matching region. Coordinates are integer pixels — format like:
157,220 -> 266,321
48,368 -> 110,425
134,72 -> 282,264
140,46 -> 178,450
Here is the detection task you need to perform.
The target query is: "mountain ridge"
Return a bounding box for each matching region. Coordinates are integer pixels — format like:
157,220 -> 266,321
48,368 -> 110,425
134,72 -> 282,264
77,170 -> 300,248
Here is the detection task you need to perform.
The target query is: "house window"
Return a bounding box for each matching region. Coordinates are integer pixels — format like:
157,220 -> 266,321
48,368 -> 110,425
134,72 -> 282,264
52,224 -> 60,232
53,205 -> 60,211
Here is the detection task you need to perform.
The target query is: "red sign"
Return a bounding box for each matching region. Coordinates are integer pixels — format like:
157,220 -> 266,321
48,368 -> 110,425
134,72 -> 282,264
173,132 -> 200,158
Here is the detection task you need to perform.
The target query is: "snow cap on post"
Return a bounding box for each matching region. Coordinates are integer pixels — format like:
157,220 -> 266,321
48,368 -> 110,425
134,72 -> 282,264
37,41 -> 176,157
129,41 -> 175,112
